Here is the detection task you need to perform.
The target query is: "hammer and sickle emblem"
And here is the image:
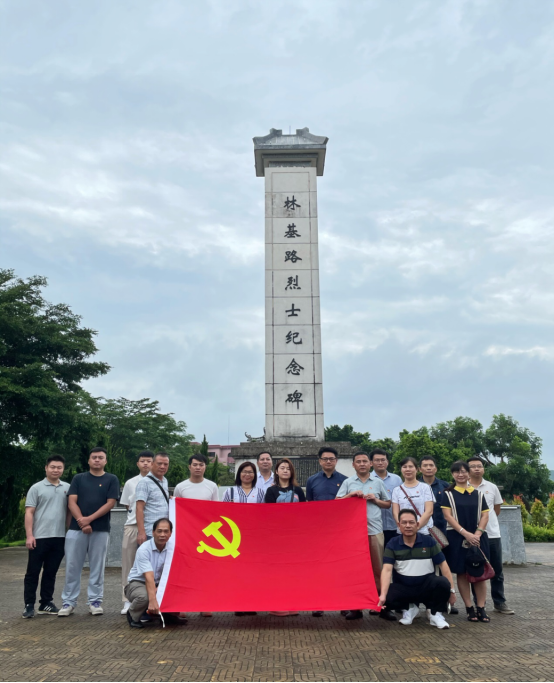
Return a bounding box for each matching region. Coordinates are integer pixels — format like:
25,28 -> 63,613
197,516 -> 241,558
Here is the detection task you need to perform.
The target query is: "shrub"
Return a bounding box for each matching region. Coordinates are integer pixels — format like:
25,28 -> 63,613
523,524 -> 554,542
547,495 -> 554,528
530,499 -> 546,527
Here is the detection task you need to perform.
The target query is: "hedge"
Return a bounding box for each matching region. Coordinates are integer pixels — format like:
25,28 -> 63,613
523,524 -> 554,542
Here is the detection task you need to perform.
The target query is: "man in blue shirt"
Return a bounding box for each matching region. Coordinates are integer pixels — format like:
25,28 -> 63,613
306,447 -> 347,618
369,448 -> 402,546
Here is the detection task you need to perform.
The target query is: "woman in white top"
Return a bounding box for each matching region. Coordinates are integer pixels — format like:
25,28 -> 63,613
391,457 -> 435,534
223,462 -> 265,504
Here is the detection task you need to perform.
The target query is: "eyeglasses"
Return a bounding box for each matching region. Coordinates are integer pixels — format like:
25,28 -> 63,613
320,457 -> 337,463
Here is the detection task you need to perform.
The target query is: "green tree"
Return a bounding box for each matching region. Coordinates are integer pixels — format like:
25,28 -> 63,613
390,429 -> 460,480
199,434 -> 209,458
484,414 -> 542,463
325,424 -> 373,452
0,270 -> 109,537
530,499 -> 546,527
430,417 -> 486,461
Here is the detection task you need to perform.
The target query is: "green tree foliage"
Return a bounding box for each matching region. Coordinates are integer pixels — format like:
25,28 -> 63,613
325,424 -> 373,453
429,417 -> 486,461
199,434 -> 209,458
547,496 -> 554,528
0,270 -> 109,537
530,499 -> 546,527
390,428 -> 467,481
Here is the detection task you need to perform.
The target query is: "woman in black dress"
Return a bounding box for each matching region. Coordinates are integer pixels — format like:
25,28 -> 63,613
442,460 -> 491,623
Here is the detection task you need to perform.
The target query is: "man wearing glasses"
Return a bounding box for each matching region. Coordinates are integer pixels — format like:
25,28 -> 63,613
306,446 -> 347,617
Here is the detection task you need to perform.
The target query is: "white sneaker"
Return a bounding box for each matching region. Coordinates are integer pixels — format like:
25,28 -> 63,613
57,604 -> 74,617
429,612 -> 449,629
88,601 -> 103,615
399,604 -> 420,625
121,602 -> 131,615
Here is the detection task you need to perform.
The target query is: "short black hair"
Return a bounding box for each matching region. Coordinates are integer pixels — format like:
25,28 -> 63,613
467,456 -> 484,465
137,450 -> 155,460
353,451 -> 370,462
318,446 -> 338,458
235,461 -> 258,487
152,517 -> 173,532
46,454 -> 65,465
370,448 -> 389,460
89,447 -> 107,456
398,508 -> 418,522
154,450 -> 169,459
189,453 -> 207,465
419,456 -> 437,466
257,451 -> 272,462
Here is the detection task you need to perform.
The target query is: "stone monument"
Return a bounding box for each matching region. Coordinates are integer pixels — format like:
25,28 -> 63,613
231,128 -> 356,482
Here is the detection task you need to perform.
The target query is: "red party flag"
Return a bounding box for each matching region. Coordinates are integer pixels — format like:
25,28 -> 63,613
157,497 -> 379,613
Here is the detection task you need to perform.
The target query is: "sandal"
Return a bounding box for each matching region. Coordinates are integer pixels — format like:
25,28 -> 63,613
466,606 -> 478,622
476,606 -> 490,623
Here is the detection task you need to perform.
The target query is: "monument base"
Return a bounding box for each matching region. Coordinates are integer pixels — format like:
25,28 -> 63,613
230,441 -> 356,485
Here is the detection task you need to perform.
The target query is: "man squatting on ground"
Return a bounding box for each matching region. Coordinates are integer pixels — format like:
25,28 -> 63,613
379,508 -> 457,629
125,517 -> 186,628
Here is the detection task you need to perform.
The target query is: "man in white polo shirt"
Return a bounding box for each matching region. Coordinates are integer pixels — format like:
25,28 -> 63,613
468,456 -> 514,615
119,450 -> 153,615
254,451 -> 274,493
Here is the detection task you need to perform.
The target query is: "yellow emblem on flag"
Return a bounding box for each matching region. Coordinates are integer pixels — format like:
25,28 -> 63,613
197,516 -> 241,558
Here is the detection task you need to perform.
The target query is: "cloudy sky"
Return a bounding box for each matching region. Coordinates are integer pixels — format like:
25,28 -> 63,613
2,1 -> 553,466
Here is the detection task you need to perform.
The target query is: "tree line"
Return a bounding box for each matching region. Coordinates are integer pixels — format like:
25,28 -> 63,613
325,418 -> 553,505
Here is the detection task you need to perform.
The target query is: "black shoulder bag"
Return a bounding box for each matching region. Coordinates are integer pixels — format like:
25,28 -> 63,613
147,475 -> 169,504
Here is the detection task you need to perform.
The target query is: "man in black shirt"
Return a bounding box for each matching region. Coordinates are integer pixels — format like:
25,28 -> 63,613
58,448 -> 119,617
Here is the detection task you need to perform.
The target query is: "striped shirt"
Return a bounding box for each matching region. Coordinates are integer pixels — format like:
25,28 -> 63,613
134,475 -> 169,537
223,486 -> 265,503
383,533 -> 445,586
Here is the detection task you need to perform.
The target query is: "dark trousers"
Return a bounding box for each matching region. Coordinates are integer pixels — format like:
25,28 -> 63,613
471,536 -> 506,605
385,575 -> 450,615
383,529 -> 397,547
24,537 -> 65,606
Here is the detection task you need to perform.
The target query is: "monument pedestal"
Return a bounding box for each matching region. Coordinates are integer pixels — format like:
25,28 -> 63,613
230,441 -> 356,486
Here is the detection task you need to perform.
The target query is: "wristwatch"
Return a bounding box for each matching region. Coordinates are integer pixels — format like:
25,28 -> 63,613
450,589 -> 456,594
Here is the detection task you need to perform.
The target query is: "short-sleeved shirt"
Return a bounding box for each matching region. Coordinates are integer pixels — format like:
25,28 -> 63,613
391,482 -> 435,534
25,479 -> 70,538
68,472 -> 119,533
173,479 -> 219,501
383,532 -> 445,586
120,474 -> 146,526
418,477 -> 450,533
306,470 -> 348,501
264,485 -> 306,503
441,485 -> 490,533
337,475 -> 390,535
371,471 -> 403,531
255,472 -> 275,492
223,486 -> 265,503
127,538 -> 168,585
135,475 -> 169,537
475,479 -> 503,538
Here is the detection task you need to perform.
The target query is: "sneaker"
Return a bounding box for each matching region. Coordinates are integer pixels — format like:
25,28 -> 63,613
121,601 -> 131,615
494,603 -> 515,615
88,601 -> 103,616
429,612 -> 449,629
58,604 -> 74,617
399,604 -> 420,626
378,609 -> 397,621
140,611 -> 153,623
37,602 -> 59,615
22,604 -> 34,619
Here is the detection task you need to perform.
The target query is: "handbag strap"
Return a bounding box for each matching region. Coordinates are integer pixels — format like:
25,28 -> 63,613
230,487 -> 234,502
399,485 -> 421,517
147,474 -> 169,504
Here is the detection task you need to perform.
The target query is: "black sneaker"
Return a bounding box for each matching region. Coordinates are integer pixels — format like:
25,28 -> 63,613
22,604 -> 34,619
37,602 -> 59,615
378,609 -> 397,621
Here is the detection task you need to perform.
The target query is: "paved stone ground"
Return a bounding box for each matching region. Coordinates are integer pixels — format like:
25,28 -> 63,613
1,546 -> 553,682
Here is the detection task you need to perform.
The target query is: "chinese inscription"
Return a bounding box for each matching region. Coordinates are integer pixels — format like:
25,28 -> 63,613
286,331 -> 302,345
284,196 -> 301,211
284,223 -> 301,238
285,303 -> 301,317
286,359 -> 304,376
285,390 -> 303,409
285,250 -> 302,263
285,275 -> 300,290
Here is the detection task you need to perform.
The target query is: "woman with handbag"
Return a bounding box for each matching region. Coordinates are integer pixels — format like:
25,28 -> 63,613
441,460 -> 492,623
391,457 -> 435,534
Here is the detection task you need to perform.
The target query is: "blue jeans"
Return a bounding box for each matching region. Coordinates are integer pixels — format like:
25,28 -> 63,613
61,530 -> 109,606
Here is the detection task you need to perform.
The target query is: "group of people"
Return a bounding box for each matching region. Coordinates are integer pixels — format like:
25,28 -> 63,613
22,445 -> 514,630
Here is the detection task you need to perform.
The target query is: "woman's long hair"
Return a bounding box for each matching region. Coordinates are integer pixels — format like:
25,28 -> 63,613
274,457 -> 298,488
445,460 -> 470,492
234,461 -> 258,488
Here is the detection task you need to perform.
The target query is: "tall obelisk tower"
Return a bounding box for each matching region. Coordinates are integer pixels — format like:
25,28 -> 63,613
253,128 -> 328,441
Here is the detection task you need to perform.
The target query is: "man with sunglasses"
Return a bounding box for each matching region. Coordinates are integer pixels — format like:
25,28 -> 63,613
306,447 -> 347,617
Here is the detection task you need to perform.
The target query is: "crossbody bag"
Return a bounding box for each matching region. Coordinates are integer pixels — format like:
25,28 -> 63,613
399,485 -> 449,549
147,474 -> 169,504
